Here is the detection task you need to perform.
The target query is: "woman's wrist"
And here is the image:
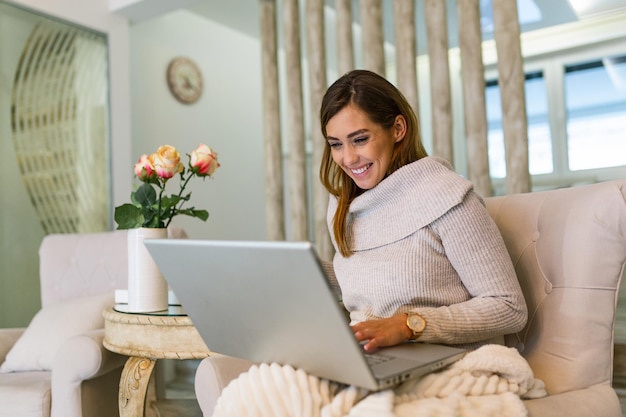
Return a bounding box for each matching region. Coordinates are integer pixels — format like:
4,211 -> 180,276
403,314 -> 413,340
405,313 -> 426,341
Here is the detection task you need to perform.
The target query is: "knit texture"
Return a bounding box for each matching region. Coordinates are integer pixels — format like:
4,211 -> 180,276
212,344 -> 546,417
326,157 -> 527,347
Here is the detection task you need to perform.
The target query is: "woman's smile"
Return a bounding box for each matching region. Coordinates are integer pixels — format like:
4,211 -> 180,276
350,163 -> 372,176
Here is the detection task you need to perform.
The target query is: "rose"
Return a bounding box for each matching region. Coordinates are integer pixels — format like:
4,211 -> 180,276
134,155 -> 155,181
115,144 -> 220,229
150,145 -> 184,179
190,144 -> 220,176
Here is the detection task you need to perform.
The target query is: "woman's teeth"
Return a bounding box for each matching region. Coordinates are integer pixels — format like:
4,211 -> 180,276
351,164 -> 371,175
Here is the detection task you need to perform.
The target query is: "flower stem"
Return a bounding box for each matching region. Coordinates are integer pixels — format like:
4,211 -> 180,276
157,182 -> 166,227
164,171 -> 195,228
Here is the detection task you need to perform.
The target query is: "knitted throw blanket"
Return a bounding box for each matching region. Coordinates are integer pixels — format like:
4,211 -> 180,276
212,344 -> 547,417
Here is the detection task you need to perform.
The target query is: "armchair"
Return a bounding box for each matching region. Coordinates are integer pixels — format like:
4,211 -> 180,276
0,227 -> 185,417
193,179 -> 626,417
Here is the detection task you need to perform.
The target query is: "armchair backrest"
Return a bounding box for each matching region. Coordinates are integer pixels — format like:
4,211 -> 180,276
485,180 -> 626,395
38,227 -> 187,307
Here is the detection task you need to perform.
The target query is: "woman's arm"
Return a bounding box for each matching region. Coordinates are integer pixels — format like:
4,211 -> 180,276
418,191 -> 528,345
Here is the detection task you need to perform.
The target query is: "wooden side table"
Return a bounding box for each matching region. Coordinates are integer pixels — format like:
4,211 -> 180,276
103,306 -> 210,417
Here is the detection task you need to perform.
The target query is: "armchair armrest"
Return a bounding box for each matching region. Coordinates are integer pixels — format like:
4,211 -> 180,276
194,353 -> 255,415
52,328 -> 126,381
0,328 -> 25,364
51,328 -> 127,417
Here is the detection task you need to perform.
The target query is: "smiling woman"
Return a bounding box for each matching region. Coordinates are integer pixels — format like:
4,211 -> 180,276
318,69 -> 527,353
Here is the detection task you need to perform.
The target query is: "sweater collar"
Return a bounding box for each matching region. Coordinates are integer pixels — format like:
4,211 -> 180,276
328,157 -> 473,251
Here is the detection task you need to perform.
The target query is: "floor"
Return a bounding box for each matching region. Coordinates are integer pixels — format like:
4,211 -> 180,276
617,389 -> 626,417
615,363 -> 626,416
151,361 -> 203,417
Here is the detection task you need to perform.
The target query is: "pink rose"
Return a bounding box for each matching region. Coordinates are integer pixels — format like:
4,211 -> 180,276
134,154 -> 155,181
190,144 -> 220,176
150,145 -> 184,179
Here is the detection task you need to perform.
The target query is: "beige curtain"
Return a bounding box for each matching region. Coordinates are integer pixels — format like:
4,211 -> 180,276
424,0 -> 453,164
457,0 -> 492,197
259,0 -> 285,240
361,0 -> 385,76
493,0 -> 531,194
393,0 -> 419,115
258,0 -> 530,249
306,0 -> 333,259
282,0 -> 308,241
336,0 -> 354,75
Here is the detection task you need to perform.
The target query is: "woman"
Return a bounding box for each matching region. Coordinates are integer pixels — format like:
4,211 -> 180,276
320,69 -> 527,353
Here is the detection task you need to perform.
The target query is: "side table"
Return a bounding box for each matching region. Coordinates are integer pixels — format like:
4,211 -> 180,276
103,306 -> 210,417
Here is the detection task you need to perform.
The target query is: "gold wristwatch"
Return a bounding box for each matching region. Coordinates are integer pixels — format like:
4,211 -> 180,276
406,313 -> 426,341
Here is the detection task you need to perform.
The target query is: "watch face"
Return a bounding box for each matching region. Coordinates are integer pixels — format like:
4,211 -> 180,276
408,313 -> 426,332
166,57 -> 203,104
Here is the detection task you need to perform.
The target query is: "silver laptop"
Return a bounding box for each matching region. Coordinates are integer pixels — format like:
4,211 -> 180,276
145,239 -> 466,391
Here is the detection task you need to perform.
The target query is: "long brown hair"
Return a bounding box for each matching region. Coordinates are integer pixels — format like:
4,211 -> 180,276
320,70 -> 428,257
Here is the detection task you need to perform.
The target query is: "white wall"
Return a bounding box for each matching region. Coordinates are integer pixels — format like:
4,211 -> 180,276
129,10 -> 267,240
6,1 -> 267,240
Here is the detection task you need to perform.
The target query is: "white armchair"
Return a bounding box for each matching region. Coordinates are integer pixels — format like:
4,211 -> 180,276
193,180 -> 626,417
0,227 -> 185,417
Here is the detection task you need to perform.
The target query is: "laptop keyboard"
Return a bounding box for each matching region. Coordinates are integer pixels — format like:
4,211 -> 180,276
364,352 -> 394,366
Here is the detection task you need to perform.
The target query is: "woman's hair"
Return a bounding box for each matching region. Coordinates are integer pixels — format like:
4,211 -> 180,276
319,69 -> 428,257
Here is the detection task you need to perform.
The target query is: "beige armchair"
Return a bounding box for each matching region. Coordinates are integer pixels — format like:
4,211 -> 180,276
0,227 -> 185,417
193,179 -> 626,417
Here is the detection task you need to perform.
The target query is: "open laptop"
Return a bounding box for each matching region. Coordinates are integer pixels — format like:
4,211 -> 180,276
144,239 -> 467,391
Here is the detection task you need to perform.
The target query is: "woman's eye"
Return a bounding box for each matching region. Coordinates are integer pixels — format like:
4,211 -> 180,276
328,142 -> 342,149
353,137 -> 368,144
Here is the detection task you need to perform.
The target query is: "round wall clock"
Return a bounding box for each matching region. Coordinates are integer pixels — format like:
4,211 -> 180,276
166,56 -> 203,104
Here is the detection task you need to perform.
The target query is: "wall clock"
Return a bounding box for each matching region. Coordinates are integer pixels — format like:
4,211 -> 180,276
166,56 -> 203,104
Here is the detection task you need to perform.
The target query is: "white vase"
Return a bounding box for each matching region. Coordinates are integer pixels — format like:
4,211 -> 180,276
127,227 -> 169,313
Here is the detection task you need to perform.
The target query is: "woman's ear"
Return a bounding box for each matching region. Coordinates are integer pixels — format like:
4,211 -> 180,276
393,115 -> 407,143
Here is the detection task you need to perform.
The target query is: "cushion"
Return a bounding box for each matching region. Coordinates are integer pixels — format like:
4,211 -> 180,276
0,371 -> 51,417
0,293 -> 113,372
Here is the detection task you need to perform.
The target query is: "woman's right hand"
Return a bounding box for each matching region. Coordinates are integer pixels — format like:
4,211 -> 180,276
351,315 -> 412,352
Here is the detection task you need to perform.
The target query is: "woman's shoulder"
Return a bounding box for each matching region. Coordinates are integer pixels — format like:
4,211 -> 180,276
382,156 -> 473,204
345,157 -> 476,251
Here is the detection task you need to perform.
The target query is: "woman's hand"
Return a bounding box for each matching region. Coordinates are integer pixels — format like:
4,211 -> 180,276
352,314 -> 412,352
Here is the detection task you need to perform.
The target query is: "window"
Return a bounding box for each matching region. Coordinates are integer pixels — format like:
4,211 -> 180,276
485,72 -> 552,178
564,56 -> 626,171
484,52 -> 626,183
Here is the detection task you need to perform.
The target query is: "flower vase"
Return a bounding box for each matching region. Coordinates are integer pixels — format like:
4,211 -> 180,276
127,227 -> 169,312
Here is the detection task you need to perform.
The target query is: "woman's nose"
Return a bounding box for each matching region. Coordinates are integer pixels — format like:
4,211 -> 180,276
343,145 -> 358,165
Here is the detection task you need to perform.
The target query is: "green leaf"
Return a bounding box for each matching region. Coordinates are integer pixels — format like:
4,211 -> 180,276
134,183 -> 157,206
161,194 -> 182,209
177,209 -> 209,221
114,204 -> 144,229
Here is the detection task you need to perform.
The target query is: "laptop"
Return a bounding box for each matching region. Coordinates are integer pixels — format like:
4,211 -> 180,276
144,239 -> 467,391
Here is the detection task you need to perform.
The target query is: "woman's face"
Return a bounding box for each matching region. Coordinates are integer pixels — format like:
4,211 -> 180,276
325,104 -> 406,190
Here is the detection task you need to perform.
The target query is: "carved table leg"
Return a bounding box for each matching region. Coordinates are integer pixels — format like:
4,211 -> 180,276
119,356 -> 157,417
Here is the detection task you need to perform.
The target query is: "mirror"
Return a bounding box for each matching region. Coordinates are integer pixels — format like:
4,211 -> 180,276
0,1 -> 111,327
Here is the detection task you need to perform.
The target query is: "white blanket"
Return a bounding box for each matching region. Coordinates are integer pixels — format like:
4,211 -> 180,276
212,344 -> 547,417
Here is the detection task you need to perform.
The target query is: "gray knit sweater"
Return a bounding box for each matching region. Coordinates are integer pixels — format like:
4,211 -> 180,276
325,157 -> 528,347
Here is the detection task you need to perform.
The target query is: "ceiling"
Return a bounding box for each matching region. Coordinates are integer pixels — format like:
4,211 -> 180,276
184,0 -> 626,53
112,0 -> 626,55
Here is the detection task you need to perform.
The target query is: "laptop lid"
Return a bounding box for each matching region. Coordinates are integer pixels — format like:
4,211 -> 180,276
145,239 -> 465,390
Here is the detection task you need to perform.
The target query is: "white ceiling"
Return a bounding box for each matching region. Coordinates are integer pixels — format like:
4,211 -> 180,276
112,0 -> 625,54
184,0 -> 626,53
